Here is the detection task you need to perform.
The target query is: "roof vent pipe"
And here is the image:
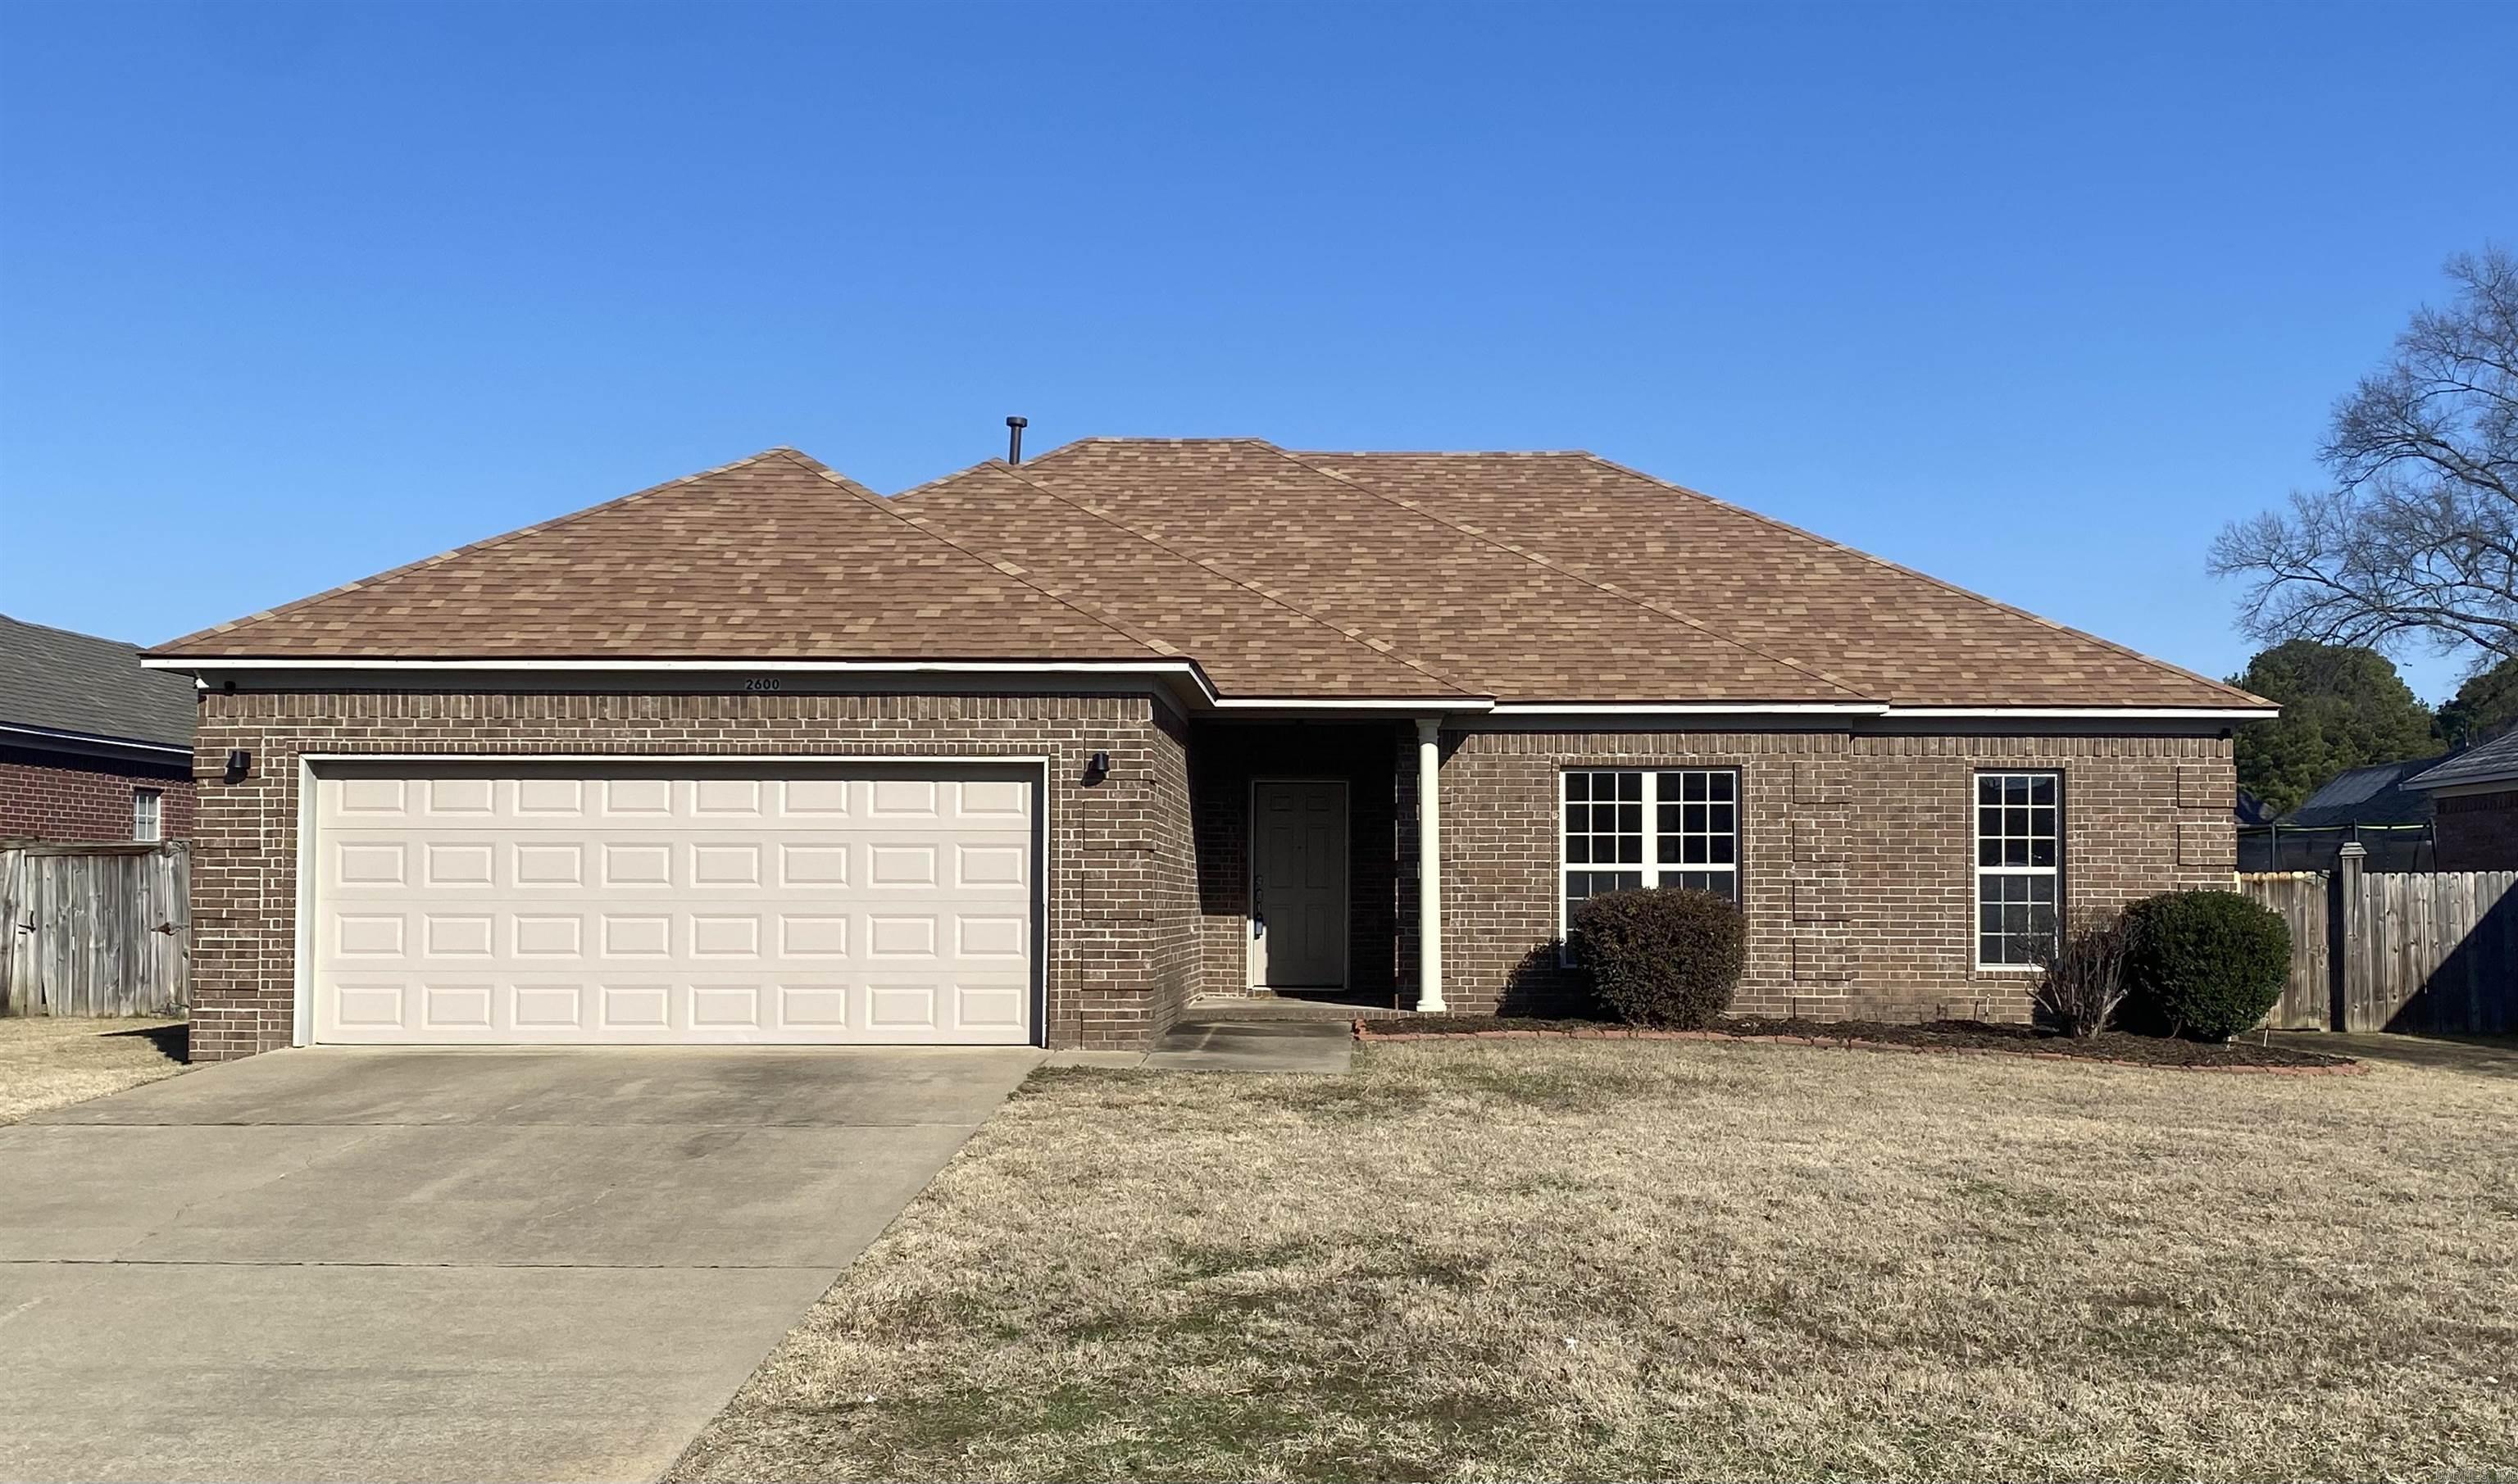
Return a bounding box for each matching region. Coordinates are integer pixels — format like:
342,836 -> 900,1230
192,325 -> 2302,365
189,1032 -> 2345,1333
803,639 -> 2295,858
1006,415 -> 1028,464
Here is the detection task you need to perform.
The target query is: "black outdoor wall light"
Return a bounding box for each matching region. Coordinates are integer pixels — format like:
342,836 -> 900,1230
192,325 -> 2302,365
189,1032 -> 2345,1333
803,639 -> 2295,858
1084,751 -> 1111,784
223,749 -> 252,784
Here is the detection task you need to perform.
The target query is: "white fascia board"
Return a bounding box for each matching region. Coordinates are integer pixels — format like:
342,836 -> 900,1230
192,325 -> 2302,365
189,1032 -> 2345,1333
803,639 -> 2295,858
1488,701 -> 1889,717
146,656 -> 1202,676
142,656 -> 1516,716
1211,697 -> 1495,715
147,656 -> 1226,706
2408,774 -> 2518,796
0,721 -> 193,762
1880,706 -> 2278,721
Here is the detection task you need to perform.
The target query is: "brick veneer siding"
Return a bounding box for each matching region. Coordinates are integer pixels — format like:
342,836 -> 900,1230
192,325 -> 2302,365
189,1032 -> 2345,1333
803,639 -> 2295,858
187,689 -> 1197,1062
1402,728 -> 2238,1021
0,750 -> 197,842
1187,722 -> 1402,1001
2431,788 -> 2518,871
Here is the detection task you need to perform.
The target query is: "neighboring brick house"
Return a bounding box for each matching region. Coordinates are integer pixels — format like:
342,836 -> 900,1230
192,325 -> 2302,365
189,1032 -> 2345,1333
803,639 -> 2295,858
2,613 -> 198,842
2407,731 -> 2518,870
144,442 -> 2274,1061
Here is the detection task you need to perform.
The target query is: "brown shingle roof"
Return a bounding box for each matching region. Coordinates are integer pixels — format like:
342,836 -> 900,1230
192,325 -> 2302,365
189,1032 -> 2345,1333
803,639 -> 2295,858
892,461 -> 1477,697
1293,449 -> 2264,709
988,439 -> 1864,704
152,438 -> 2270,711
151,448 -> 1170,664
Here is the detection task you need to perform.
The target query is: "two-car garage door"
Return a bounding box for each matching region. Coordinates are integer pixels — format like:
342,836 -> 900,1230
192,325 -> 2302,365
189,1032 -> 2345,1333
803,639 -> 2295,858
308,762 -> 1040,1046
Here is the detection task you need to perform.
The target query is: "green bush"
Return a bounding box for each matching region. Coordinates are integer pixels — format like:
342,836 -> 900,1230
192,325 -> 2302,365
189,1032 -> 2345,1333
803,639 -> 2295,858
1568,887 -> 1744,1028
2122,890 -> 2292,1041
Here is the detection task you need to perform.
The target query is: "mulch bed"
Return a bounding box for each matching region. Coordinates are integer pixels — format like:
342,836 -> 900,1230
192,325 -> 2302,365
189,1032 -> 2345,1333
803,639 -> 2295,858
1356,1014 -> 2364,1073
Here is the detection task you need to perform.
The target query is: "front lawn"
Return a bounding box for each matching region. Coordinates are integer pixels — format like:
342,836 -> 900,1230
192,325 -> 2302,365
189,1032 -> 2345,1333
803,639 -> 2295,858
672,1037 -> 2518,1483
0,1016 -> 188,1123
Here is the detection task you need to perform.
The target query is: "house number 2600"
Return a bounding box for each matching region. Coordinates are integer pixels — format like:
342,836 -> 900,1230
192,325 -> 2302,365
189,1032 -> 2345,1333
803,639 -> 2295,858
742,677 -> 784,692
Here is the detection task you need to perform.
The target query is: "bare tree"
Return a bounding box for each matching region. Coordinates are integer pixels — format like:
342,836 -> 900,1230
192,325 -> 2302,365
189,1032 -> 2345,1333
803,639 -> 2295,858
2212,247 -> 2518,665
2032,915 -> 2137,1039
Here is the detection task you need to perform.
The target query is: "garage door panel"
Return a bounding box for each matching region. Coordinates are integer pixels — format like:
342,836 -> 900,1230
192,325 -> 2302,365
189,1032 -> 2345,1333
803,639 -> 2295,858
311,764 -> 1038,1046
424,842 -> 495,888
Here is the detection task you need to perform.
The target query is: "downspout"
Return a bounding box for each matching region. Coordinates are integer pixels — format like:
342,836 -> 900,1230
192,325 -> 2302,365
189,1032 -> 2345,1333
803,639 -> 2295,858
1416,717 -> 1447,1012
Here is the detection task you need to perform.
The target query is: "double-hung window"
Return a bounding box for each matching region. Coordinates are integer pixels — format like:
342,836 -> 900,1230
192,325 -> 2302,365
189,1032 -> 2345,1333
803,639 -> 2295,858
131,787 -> 162,842
1561,769 -> 1740,937
1975,771 -> 2060,967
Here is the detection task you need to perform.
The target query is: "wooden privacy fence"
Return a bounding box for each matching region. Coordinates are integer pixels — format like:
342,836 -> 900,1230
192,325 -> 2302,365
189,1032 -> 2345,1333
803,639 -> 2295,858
0,841 -> 190,1017
2238,871 -> 2333,1030
2238,847 -> 2516,1034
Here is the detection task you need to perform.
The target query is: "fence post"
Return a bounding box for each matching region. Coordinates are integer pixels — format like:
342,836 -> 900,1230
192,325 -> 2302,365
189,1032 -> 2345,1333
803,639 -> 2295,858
2333,842 -> 2367,1032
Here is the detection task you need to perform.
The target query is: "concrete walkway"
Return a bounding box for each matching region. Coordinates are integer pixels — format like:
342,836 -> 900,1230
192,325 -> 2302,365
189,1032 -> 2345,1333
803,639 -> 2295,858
1043,1008 -> 1356,1073
0,1045 -> 1041,1484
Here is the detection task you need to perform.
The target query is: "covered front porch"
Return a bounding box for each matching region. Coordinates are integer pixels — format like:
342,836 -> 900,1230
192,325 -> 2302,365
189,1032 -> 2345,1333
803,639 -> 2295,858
1185,719 -> 1449,1012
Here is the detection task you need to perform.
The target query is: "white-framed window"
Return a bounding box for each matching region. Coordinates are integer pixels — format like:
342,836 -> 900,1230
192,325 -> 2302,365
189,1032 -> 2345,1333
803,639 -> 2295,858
1975,771 -> 2059,968
131,787 -> 162,842
1561,768 -> 1741,938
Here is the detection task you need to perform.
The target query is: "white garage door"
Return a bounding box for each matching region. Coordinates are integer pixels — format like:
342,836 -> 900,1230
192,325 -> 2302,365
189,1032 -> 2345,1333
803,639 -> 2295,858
308,762 -> 1039,1045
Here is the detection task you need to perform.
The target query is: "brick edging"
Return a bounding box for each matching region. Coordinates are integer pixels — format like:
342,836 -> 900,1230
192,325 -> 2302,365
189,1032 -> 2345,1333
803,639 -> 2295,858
1351,1020 -> 2369,1075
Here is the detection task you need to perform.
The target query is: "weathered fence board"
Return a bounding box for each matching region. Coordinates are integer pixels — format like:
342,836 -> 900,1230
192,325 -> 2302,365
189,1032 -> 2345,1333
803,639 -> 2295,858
0,842 -> 189,1017
2350,866 -> 2516,1035
2236,872 -> 2332,1030
2238,860 -> 2516,1034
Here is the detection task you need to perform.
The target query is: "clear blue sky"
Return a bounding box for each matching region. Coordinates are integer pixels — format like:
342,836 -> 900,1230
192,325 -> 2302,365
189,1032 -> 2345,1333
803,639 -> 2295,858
2,2 -> 2510,701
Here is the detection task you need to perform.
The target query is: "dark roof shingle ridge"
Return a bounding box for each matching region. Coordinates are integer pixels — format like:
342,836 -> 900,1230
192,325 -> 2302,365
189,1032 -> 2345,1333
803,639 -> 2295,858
981,461 -> 1484,697
1577,453 -> 2273,710
1257,443 -> 1875,702
149,446 -> 811,656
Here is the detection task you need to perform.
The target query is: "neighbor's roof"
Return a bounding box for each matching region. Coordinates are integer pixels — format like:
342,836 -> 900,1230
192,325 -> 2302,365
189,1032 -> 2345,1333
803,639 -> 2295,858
2408,728 -> 2518,792
2283,756 -> 2447,828
2,613 -> 198,749
150,441 -> 2273,710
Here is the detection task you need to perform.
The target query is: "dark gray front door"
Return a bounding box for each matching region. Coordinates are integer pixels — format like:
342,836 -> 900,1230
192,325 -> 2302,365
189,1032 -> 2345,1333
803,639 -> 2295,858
1249,780 -> 1348,989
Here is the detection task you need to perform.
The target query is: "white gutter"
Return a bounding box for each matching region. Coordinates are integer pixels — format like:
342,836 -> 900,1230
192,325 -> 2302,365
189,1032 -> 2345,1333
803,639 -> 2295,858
144,655 -> 1209,676
0,720 -> 193,763
142,655 -> 1515,718
139,659 -> 2275,723
1879,706 -> 2275,721
1211,697 -> 1493,712
1488,701 -> 1889,717
144,656 -> 1228,707
2408,772 -> 2518,795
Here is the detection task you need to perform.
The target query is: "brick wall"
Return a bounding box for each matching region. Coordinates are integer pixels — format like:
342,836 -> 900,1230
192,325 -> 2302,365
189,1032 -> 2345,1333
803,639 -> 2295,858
2432,788 -> 2518,871
0,751 -> 197,842
188,689 -> 1197,1062
1408,728 -> 2237,1021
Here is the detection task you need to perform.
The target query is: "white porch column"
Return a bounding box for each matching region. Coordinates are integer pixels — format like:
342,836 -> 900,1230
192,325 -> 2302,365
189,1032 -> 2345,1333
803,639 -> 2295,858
1415,717 -> 1447,1012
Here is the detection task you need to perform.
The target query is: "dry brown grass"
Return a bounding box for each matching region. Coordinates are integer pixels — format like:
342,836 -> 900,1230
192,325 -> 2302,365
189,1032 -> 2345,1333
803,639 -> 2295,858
0,1015 -> 187,1123
673,1036 -> 2518,1483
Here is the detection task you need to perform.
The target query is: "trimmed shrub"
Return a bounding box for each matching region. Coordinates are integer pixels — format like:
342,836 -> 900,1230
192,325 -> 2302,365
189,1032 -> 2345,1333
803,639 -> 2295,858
2122,889 -> 2292,1041
1568,887 -> 1744,1028
2033,914 -> 2138,1038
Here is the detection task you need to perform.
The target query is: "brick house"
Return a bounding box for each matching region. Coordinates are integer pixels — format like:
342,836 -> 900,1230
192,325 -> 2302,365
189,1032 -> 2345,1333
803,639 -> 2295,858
143,442 -> 2273,1061
2408,731 -> 2518,869
2,613 -> 198,842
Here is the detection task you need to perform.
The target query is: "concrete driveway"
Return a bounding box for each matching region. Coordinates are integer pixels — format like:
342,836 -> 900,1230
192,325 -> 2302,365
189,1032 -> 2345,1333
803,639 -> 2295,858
0,1045 -> 1042,1484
